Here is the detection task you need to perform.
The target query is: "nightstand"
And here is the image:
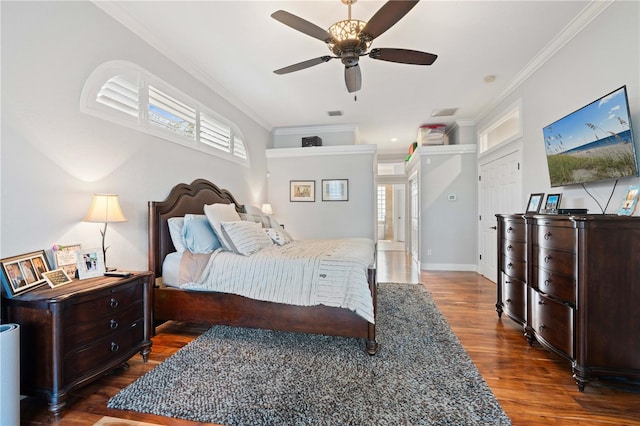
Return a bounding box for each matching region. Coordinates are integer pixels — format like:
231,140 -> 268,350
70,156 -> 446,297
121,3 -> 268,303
1,271 -> 153,420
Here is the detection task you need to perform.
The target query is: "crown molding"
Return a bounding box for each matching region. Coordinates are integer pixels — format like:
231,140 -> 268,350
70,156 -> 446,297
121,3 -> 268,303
266,144 -> 376,159
475,0 -> 614,123
272,124 -> 358,136
91,1 -> 271,132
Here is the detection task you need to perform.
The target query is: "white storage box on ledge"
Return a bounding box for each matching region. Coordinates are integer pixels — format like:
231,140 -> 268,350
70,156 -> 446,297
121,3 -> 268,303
418,124 -> 446,145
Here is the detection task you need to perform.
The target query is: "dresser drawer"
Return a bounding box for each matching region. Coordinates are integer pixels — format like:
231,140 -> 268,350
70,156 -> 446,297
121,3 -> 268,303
501,273 -> 526,323
502,255 -> 526,282
63,317 -> 145,384
531,266 -> 576,305
502,239 -> 526,262
530,289 -> 574,359
64,301 -> 144,352
64,283 -> 143,324
534,224 -> 575,252
533,246 -> 575,277
503,221 -> 526,242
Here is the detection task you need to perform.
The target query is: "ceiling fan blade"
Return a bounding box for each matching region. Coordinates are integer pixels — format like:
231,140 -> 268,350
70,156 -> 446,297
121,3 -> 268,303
369,48 -> 437,65
271,10 -> 332,42
345,64 -> 362,93
274,56 -> 333,75
361,0 -> 420,40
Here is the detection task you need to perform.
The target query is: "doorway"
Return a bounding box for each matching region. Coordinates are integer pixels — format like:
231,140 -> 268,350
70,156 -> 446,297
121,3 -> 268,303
377,183 -> 406,251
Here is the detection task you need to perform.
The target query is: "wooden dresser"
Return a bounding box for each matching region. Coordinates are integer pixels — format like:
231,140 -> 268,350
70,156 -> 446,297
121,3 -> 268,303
1,271 -> 153,419
496,214 -> 640,390
496,214 -> 527,325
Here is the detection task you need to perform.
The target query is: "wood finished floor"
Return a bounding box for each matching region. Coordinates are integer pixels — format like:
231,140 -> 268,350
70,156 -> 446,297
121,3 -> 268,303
20,250 -> 640,425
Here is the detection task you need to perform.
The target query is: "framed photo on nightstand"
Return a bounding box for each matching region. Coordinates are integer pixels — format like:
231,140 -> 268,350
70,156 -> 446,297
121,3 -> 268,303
526,193 -> 544,213
43,268 -> 73,288
0,250 -> 49,298
76,248 -> 106,279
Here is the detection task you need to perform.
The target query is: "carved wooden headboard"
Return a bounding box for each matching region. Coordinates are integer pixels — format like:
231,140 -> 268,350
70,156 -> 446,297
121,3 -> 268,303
147,179 -> 243,278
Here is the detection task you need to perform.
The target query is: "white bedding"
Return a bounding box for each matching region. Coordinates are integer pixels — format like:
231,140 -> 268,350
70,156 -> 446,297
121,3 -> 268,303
165,238 -> 376,323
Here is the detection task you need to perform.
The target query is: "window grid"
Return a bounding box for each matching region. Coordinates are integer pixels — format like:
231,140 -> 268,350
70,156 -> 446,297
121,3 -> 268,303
377,185 -> 386,222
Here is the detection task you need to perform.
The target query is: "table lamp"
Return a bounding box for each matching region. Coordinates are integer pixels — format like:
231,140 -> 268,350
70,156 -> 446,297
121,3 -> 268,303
261,203 -> 274,215
83,194 -> 127,270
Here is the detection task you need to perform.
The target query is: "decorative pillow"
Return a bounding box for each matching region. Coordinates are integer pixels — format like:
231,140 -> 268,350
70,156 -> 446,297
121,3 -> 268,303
220,220 -> 273,256
264,227 -> 289,246
204,203 -> 242,251
267,216 -> 293,242
167,217 -> 186,252
182,214 -> 222,254
240,212 -> 270,228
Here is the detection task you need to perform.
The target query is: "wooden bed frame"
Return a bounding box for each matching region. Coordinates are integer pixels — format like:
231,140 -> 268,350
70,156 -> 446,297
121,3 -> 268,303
148,179 -> 378,354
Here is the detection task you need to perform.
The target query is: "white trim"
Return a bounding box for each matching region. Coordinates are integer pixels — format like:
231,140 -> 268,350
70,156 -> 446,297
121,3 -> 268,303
405,144 -> 477,170
477,99 -> 523,157
272,124 -> 358,136
475,1 -> 613,123
421,262 -> 478,272
266,144 -> 376,159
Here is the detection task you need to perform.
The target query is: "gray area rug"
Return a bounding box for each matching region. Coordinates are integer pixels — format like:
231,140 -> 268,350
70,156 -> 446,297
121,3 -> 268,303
108,283 -> 511,425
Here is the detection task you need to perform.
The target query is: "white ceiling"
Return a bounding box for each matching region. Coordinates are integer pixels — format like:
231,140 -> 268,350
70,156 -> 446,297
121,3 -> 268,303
96,0 -> 592,155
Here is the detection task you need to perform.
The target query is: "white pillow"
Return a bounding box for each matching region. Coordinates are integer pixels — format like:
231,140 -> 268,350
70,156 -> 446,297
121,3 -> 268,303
220,220 -> 273,256
203,203 -> 242,250
182,214 -> 222,254
264,227 -> 289,246
167,217 -> 186,252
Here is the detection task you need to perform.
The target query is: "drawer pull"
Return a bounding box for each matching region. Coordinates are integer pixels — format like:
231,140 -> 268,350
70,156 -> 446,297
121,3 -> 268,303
110,319 -> 119,329
505,298 -> 512,304
507,262 -> 513,269
544,232 -> 552,240
538,300 -> 545,305
507,226 -> 514,233
110,342 -> 120,352
544,255 -> 552,263
110,298 -> 119,308
506,244 -> 513,252
539,324 -> 546,331
544,279 -> 551,286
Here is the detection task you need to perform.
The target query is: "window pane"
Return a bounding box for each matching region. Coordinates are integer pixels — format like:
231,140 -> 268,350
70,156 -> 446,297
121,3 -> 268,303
149,85 -> 195,138
200,113 -> 231,152
233,136 -> 247,159
97,75 -> 139,117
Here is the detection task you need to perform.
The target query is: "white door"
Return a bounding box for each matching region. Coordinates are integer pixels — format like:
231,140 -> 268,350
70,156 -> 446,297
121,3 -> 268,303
409,173 -> 420,266
393,184 -> 406,242
478,147 -> 522,282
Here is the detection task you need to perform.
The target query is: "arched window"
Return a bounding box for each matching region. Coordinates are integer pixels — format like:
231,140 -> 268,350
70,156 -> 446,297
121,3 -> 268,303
80,60 -> 249,166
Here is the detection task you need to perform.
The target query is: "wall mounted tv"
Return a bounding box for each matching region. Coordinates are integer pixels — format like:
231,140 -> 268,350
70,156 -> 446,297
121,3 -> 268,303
543,86 -> 638,187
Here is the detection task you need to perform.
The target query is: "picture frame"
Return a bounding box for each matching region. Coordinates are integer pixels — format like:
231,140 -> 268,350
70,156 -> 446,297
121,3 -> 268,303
322,179 -> 349,201
52,243 -> 81,279
526,193 -> 545,213
543,193 -> 562,213
0,250 -> 50,298
618,185 -> 640,216
76,248 -> 106,279
290,180 -> 315,202
42,268 -> 73,288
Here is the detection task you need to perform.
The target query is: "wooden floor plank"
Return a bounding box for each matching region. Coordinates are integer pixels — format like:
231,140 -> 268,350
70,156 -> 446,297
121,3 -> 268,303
19,250 -> 640,425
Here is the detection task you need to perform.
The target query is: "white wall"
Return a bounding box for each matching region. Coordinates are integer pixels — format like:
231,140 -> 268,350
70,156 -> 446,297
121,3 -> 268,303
1,1 -> 270,270
266,146 -> 376,240
477,1 -> 640,214
407,145 -> 478,271
273,125 -> 357,148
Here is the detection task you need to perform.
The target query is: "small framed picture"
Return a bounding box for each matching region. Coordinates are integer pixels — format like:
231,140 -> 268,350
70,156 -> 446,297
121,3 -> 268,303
42,268 -> 73,288
0,250 -> 50,298
52,243 -> 81,279
76,248 -> 106,279
526,193 -> 545,213
290,180 -> 315,202
544,193 -> 562,213
618,185 -> 640,216
322,179 -> 349,201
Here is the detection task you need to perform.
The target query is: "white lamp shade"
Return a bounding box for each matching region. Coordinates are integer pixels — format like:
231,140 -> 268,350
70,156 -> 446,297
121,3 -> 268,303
261,203 -> 274,215
83,194 -> 127,223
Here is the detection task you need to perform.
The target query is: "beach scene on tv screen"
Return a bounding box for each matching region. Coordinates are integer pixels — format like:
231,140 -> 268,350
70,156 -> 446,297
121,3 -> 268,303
543,87 -> 637,187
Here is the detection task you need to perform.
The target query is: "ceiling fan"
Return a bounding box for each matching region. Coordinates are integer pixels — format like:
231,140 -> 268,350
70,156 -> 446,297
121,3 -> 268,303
271,0 -> 437,94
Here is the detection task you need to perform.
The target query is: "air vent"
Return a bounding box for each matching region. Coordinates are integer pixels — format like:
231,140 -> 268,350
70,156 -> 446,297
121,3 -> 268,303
327,110 -> 343,117
431,108 -> 457,117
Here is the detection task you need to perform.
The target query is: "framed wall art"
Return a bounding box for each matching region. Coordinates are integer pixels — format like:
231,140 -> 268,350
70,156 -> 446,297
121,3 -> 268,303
290,180 -> 315,202
76,248 -> 106,279
0,250 -> 50,298
526,193 -> 544,213
322,179 -> 349,201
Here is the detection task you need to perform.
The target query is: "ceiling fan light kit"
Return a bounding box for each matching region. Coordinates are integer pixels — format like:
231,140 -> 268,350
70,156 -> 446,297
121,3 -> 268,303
272,0 -> 437,94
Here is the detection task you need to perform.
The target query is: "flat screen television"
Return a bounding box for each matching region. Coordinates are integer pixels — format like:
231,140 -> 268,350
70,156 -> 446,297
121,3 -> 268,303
542,86 -> 638,187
